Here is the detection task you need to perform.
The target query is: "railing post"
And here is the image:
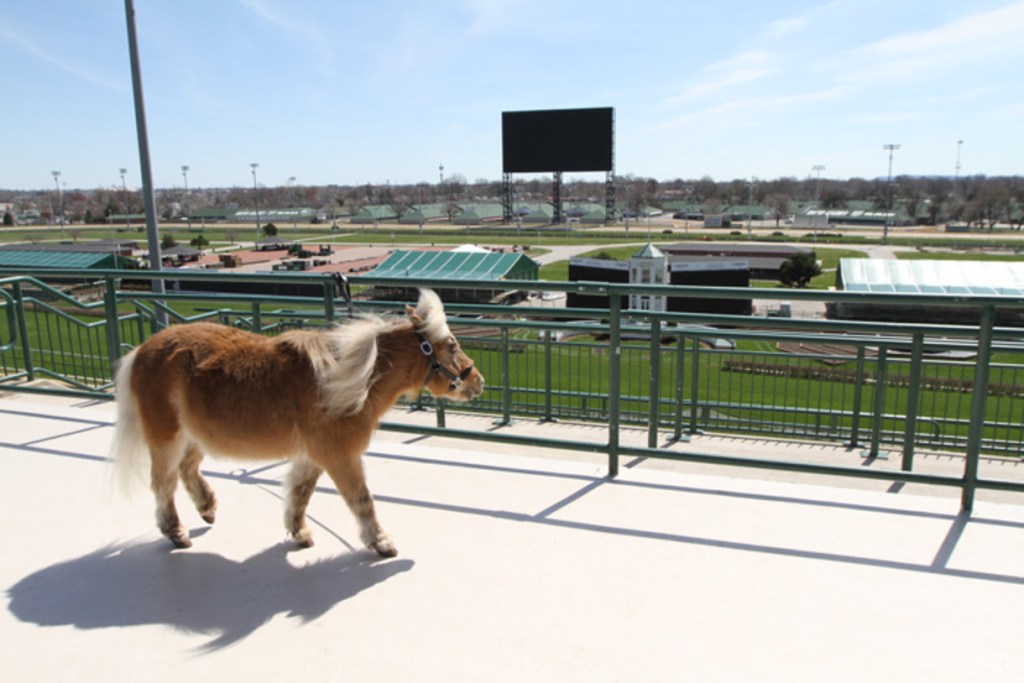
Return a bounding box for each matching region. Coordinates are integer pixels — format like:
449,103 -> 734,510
864,346 -> 889,459
848,346 -> 866,448
607,291 -> 622,478
323,279 -> 336,324
962,305 -> 996,511
435,397 -> 447,428
672,332 -> 688,442
104,275 -> 123,379
648,317 -> 661,448
492,327 -> 513,426
901,332 -> 925,471
688,339 -> 701,434
136,309 -> 147,345
410,387 -> 428,412
12,282 -> 34,381
251,302 -> 262,334
541,329 -> 555,422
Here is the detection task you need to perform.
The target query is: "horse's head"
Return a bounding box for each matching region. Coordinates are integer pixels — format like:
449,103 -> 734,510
406,289 -> 485,402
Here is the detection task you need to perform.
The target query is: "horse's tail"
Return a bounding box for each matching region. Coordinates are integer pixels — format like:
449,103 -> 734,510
108,349 -> 149,495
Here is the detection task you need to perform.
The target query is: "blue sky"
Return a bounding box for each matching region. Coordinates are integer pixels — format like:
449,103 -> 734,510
2,0 -> 1022,191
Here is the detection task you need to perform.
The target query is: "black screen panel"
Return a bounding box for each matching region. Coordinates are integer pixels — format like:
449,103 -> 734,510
502,108 -> 613,173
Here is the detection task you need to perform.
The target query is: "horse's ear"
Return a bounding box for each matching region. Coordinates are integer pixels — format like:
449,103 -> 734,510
406,304 -> 424,327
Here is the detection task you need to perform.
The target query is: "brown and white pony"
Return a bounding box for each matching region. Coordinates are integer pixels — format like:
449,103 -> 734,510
109,289 -> 483,557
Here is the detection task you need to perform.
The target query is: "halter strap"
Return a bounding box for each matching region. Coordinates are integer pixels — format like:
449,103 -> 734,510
416,333 -> 474,391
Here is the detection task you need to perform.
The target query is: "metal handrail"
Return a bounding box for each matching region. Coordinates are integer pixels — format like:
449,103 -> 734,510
3,267 -> 1023,510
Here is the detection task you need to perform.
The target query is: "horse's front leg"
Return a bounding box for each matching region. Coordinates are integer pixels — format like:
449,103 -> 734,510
320,453 -> 396,558
284,458 -> 324,548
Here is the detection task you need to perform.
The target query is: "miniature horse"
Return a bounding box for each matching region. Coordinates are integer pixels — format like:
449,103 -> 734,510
109,289 -> 484,557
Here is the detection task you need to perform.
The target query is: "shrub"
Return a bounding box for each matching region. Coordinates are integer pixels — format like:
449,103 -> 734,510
779,253 -> 822,288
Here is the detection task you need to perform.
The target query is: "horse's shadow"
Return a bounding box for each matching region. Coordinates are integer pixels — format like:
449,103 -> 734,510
6,538 -> 414,652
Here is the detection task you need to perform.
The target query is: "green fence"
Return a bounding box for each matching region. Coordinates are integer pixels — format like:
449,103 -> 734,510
3,268 -> 1024,509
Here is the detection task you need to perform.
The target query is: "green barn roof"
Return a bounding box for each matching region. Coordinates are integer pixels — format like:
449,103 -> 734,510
350,205 -> 398,223
370,249 -> 539,281
0,250 -> 132,270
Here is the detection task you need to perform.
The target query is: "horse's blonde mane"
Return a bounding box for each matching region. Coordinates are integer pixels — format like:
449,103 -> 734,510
297,289 -> 450,417
412,288 -> 452,342
303,315 -> 387,416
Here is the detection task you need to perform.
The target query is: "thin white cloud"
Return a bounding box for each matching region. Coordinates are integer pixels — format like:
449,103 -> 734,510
665,50 -> 777,105
848,111 -> 924,125
239,0 -> 335,71
0,24 -> 124,92
655,85 -> 849,131
824,1 -> 1024,85
460,0 -> 531,36
767,17 -> 809,37
988,100 -> 1024,121
766,0 -> 847,38
868,1 -> 1024,56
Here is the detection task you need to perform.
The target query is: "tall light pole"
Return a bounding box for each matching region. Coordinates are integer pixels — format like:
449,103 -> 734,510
181,164 -> 191,231
125,0 -> 166,315
811,165 -> 826,240
51,170 -> 64,239
882,144 -> 900,244
812,164 -> 825,206
250,162 -> 260,244
287,176 -> 298,231
119,168 -> 130,233
954,140 -> 963,201
747,176 -> 757,238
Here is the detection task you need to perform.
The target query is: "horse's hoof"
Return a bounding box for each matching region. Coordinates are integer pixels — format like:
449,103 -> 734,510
201,512 -> 216,525
293,530 -> 315,549
169,533 -> 192,549
370,538 -> 398,558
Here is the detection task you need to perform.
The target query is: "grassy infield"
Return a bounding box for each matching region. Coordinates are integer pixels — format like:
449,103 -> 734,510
4,224 -> 1024,447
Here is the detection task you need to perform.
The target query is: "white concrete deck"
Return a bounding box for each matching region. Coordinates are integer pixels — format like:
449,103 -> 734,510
2,393 -> 1024,681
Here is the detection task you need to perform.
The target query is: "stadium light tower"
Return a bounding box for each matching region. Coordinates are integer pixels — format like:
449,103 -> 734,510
250,162 -> 260,244
181,165 -> 191,230
812,165 -> 825,205
52,170 -> 64,239
882,144 -> 900,244
119,168 -> 130,232
954,140 -> 963,201
746,177 -> 757,238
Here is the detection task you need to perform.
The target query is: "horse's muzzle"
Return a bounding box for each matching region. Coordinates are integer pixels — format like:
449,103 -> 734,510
461,371 -> 485,401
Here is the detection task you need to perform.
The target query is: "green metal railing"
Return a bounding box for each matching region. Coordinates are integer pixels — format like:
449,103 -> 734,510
3,268 -> 1024,510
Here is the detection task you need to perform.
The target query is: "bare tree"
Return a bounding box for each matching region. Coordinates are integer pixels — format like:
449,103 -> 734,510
971,181 -> 1012,229
390,194 -> 412,221
924,178 -> 952,225
692,176 -> 718,202
766,193 -> 792,226
820,186 -> 848,210
1009,181 -> 1024,230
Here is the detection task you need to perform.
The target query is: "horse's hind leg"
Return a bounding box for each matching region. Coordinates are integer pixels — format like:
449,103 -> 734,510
319,452 -> 396,558
179,443 -> 217,524
284,458 -> 324,548
150,441 -> 191,548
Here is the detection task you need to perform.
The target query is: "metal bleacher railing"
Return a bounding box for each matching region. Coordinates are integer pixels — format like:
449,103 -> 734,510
2,268 -> 1024,511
